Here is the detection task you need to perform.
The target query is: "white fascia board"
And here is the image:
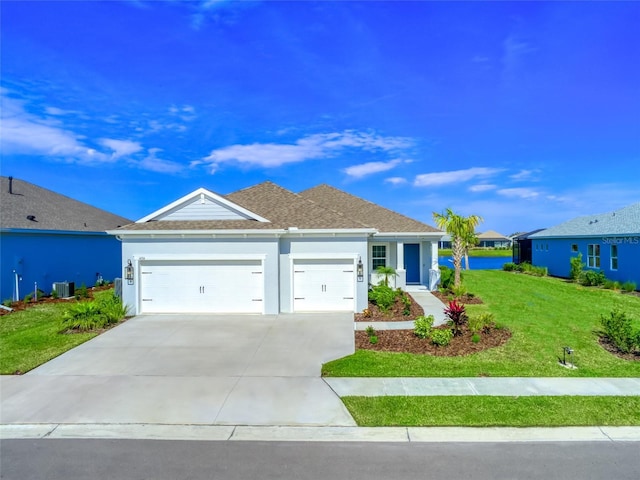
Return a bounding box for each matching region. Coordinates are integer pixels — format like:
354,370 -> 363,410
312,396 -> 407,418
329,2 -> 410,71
373,232 -> 445,239
135,187 -> 270,223
284,228 -> 377,236
289,253 -> 359,260
134,253 -> 267,261
107,229 -> 286,237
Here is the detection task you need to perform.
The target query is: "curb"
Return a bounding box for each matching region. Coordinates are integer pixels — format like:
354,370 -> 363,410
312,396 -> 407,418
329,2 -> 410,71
2,424 -> 639,443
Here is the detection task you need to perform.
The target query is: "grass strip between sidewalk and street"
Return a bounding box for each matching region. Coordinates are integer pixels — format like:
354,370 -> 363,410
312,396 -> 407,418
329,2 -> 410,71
342,396 -> 640,427
323,271 -> 640,378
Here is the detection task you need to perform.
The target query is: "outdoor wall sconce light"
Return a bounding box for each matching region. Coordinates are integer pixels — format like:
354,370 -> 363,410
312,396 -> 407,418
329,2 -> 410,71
125,260 -> 134,285
357,257 -> 364,282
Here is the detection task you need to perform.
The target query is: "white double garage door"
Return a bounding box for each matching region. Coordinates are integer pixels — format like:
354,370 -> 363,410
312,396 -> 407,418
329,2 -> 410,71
139,258 -> 355,314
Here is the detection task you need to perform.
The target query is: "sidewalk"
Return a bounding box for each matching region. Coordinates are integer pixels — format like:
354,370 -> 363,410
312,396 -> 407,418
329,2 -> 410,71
325,377 -> 640,397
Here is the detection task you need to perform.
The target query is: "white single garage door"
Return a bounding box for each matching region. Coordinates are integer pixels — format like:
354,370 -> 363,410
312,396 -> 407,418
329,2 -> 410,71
139,260 -> 264,314
293,259 -> 355,312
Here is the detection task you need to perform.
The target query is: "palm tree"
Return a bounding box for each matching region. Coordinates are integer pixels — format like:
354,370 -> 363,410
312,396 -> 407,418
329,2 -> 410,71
375,266 -> 397,287
433,209 -> 483,287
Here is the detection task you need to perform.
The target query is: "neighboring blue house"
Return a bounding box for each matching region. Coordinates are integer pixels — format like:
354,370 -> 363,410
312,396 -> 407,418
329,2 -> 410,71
530,203 -> 640,288
0,176 -> 131,301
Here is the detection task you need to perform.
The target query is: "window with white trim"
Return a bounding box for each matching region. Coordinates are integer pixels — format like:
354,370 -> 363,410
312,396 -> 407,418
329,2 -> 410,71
372,245 -> 387,270
587,244 -> 600,268
610,244 -> 618,271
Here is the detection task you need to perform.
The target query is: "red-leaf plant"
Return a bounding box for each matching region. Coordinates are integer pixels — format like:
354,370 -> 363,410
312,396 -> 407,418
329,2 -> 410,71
444,300 -> 468,336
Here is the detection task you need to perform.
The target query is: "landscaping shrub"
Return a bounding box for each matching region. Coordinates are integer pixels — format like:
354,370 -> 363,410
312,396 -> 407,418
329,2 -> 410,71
569,253 -> 585,281
431,328 -> 453,347
401,292 -> 412,316
444,300 -> 467,336
369,336 -> 379,345
600,309 -> 639,354
451,284 -> 468,299
472,333 -> 481,344
579,269 -> 606,287
60,293 -> 128,332
502,262 -> 517,272
438,265 -> 457,290
365,325 -> 376,337
622,281 -> 637,293
75,283 -> 89,299
603,280 -> 621,290
469,312 -> 495,333
414,315 -> 435,339
368,284 -> 398,312
518,262 -> 548,277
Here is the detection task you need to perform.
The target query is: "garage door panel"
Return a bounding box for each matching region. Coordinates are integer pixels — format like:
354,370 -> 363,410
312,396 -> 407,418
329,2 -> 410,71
139,260 -> 263,314
293,259 -> 355,312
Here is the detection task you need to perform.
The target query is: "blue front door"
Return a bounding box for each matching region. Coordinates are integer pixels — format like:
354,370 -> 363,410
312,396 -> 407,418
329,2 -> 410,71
404,244 -> 420,284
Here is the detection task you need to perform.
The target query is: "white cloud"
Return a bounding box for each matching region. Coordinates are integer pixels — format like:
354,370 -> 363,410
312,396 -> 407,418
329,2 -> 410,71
344,159 -> 403,178
469,184 -> 497,192
0,94 -> 110,163
414,167 -> 503,187
510,169 -> 539,181
198,131 -> 413,173
497,187 -> 540,199
385,177 -> 408,185
100,138 -> 144,159
45,106 -> 79,116
137,148 -> 184,174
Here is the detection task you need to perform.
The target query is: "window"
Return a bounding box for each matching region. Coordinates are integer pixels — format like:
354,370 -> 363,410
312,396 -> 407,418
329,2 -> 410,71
372,245 -> 386,270
587,244 -> 600,268
571,244 -> 578,252
611,245 -> 618,271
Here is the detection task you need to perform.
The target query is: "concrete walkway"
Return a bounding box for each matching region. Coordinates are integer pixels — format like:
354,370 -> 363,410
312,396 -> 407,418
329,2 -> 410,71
355,288 -> 448,331
325,377 -> 640,397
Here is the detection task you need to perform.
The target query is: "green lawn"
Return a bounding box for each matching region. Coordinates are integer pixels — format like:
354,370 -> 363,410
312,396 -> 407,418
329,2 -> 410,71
323,271 -> 640,377
439,248 -> 512,257
0,290 -> 115,374
343,396 -> 640,427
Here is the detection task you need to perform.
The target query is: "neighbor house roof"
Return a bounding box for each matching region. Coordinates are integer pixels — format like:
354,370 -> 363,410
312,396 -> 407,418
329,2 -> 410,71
530,202 -> 640,238
0,176 -> 131,232
477,230 -> 510,241
299,184 -> 440,234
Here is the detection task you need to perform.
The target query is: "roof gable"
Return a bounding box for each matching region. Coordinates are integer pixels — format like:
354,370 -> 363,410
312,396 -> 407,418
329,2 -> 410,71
530,202 -> 640,238
477,230 -> 510,240
136,188 -> 270,223
0,176 -> 131,232
299,184 -> 440,234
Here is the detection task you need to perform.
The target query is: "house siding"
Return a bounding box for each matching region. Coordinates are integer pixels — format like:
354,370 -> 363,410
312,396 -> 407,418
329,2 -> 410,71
532,236 -> 640,286
0,232 -> 122,301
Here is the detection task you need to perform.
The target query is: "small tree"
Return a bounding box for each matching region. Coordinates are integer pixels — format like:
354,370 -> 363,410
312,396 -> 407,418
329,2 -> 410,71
569,253 -> 585,282
375,266 -> 397,287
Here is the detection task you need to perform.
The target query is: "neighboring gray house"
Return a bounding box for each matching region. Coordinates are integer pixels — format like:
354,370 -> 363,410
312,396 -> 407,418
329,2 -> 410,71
477,230 -> 512,248
0,176 -> 131,301
530,203 -> 640,287
110,182 -> 444,315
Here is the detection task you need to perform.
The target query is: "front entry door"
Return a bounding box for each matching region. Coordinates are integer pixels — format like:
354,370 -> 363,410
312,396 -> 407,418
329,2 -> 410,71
404,244 -> 420,284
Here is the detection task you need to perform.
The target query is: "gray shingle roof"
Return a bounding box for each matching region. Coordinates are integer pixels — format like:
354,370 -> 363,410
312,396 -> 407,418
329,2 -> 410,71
530,203 -> 640,238
477,230 -> 510,241
299,184 -> 440,233
1,176 -> 131,232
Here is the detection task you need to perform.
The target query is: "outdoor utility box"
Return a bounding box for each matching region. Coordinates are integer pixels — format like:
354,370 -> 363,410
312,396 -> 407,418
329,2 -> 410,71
53,282 -> 75,298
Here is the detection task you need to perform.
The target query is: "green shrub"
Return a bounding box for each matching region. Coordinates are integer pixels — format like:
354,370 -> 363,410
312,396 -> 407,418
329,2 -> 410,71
2,298 -> 13,307
622,281 -> 637,293
368,284 -> 398,312
75,283 -> 89,299
600,309 -> 638,354
60,293 -> 128,332
365,325 -> 376,337
502,262 -> 517,272
51,289 -> 59,299
472,333 -> 481,344
401,293 -> 412,316
451,284 -> 467,299
518,262 -> 548,277
579,269 -> 606,287
569,253 -> 584,281
23,293 -> 33,304
438,265 -> 457,290
369,335 -> 379,345
431,329 -> 453,347
469,313 -> 495,333
414,315 -> 435,339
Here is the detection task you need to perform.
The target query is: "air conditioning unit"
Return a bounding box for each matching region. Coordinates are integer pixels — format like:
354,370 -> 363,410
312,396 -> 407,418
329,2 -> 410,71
53,282 -> 75,298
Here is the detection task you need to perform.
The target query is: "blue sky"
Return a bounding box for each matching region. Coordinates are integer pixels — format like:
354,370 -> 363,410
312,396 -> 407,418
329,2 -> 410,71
2,0 -> 639,234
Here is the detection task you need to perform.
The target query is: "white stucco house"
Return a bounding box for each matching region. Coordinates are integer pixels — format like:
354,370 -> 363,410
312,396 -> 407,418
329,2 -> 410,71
108,182 -> 444,315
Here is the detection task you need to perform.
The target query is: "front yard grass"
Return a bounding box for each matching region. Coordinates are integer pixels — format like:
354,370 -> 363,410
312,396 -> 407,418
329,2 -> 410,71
343,396 -> 640,427
0,290 -> 115,374
323,271 -> 640,377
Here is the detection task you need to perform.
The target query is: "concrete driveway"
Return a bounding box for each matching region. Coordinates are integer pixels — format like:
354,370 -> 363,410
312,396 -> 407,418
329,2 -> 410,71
0,314 -> 356,426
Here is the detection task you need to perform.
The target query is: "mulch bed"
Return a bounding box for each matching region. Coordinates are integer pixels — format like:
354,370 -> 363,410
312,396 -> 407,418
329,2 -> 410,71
598,336 -> 640,362
354,293 -> 425,322
431,290 -> 484,305
0,285 -> 112,316
356,325 -> 511,356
